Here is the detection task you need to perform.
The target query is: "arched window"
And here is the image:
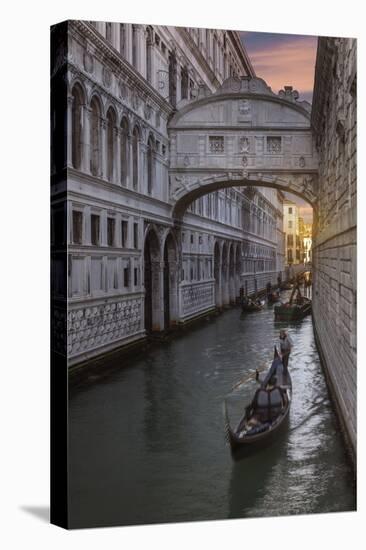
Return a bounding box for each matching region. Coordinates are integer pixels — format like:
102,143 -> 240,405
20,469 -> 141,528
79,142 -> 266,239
106,107 -> 116,182
132,25 -> 138,69
147,135 -> 154,195
120,117 -> 129,186
146,27 -> 153,83
90,96 -> 102,177
71,84 -> 84,170
132,126 -> 140,190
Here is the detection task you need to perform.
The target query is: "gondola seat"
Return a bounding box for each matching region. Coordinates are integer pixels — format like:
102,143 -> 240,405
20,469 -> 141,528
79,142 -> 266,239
252,387 -> 284,423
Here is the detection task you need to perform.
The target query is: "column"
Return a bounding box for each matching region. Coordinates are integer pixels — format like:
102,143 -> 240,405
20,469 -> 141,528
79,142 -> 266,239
66,94 -> 73,168
126,24 -> 133,64
101,117 -> 107,179
128,132 -> 133,189
114,126 -> 121,184
82,105 -> 91,174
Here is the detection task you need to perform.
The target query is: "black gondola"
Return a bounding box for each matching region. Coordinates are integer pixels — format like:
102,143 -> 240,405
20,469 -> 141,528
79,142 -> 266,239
241,299 -> 263,312
225,347 -> 292,454
274,283 -> 311,321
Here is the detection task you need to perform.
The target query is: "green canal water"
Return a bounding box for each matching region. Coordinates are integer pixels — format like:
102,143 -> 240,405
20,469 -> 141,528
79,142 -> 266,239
68,292 -> 356,528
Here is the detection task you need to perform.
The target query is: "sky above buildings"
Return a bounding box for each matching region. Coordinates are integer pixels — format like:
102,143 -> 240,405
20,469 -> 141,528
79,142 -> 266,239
239,31 -> 318,103
238,31 -> 317,222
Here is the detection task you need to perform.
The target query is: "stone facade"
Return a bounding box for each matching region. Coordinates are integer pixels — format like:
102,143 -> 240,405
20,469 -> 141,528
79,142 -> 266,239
311,37 -> 357,458
51,21 -> 286,366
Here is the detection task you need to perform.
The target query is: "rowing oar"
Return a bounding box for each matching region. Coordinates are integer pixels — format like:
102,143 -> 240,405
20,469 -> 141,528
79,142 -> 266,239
231,364 -> 268,391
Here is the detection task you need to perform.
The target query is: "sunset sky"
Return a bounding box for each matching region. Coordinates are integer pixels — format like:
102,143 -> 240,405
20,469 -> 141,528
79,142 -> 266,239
239,31 -> 317,221
240,31 -> 318,103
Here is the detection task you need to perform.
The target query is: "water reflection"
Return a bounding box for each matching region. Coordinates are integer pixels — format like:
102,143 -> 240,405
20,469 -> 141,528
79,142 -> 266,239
69,291 -> 355,528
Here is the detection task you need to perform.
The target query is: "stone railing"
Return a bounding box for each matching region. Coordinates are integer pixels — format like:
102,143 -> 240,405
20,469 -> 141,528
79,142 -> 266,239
67,293 -> 144,360
179,280 -> 215,320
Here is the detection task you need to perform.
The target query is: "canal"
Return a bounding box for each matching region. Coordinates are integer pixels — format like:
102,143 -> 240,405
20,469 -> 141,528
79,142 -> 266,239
68,291 -> 356,528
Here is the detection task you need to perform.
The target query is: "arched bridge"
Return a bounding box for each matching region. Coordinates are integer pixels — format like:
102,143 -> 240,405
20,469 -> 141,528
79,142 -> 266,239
168,76 -> 318,220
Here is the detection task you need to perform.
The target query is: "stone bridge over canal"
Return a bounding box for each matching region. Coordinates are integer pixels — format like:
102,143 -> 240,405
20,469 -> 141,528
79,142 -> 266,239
168,76 -> 318,221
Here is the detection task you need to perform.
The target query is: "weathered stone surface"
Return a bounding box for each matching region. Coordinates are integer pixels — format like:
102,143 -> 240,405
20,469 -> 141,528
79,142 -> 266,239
312,37 -> 357,458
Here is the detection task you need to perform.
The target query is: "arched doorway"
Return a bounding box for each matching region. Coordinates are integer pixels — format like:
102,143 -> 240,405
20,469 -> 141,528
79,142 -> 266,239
163,232 -> 178,329
214,241 -> 221,308
144,229 -> 161,333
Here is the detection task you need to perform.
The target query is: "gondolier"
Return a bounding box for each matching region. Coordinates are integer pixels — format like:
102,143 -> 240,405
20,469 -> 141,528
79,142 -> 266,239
279,330 -> 293,373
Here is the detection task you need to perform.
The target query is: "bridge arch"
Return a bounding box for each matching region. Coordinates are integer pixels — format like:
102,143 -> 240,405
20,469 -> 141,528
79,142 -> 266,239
168,76 -> 318,222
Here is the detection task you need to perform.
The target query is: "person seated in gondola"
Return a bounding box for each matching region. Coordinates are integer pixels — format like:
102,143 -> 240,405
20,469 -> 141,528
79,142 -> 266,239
255,297 -> 261,306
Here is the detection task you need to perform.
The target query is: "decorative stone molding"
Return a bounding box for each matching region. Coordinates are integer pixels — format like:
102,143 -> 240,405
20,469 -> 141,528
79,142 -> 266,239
180,282 -> 215,317
83,51 -> 94,74
68,297 -> 143,357
103,67 -> 112,88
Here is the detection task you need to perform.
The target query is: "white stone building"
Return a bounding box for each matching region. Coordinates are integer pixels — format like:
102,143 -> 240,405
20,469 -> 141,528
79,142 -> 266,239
51,21 -> 285,366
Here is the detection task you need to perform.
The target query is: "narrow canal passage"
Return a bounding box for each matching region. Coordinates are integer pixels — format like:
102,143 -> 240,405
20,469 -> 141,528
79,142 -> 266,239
69,292 -> 356,528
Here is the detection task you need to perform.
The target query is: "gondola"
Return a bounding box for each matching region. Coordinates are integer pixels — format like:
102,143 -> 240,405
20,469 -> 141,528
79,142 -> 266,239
241,299 -> 263,312
274,283 -> 311,321
225,347 -> 292,454
274,298 -> 311,321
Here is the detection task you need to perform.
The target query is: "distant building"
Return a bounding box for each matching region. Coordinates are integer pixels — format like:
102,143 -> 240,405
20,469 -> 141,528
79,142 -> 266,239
283,199 -> 301,265
301,222 -> 312,263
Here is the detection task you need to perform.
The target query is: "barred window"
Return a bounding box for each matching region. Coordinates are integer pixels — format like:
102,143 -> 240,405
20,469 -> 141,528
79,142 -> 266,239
267,136 -> 282,153
209,136 -> 224,153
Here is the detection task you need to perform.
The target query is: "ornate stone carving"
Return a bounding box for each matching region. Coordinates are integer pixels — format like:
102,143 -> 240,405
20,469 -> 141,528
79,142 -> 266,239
278,86 -> 299,102
83,51 -> 94,73
239,100 -> 250,116
103,67 -> 112,87
242,156 -> 248,167
229,76 -> 242,92
183,155 -> 190,167
118,81 -> 128,100
239,136 -> 250,153
181,283 -> 214,316
131,92 -> 141,111
144,103 -> 152,120
68,298 -> 142,356
299,156 -> 306,168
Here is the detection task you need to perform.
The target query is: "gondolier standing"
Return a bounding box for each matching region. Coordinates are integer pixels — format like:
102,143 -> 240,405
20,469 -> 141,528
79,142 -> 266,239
279,330 -> 293,374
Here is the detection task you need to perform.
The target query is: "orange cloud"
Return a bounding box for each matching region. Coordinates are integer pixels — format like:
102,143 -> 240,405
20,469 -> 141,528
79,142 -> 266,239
244,36 -> 317,101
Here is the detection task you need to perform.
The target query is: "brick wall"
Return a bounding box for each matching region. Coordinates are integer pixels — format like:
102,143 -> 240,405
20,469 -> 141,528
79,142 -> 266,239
311,37 -> 357,458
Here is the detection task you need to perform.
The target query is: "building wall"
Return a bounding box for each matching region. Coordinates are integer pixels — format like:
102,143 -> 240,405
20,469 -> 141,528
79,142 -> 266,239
283,199 -> 300,265
311,37 -> 357,457
51,21 -> 284,366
